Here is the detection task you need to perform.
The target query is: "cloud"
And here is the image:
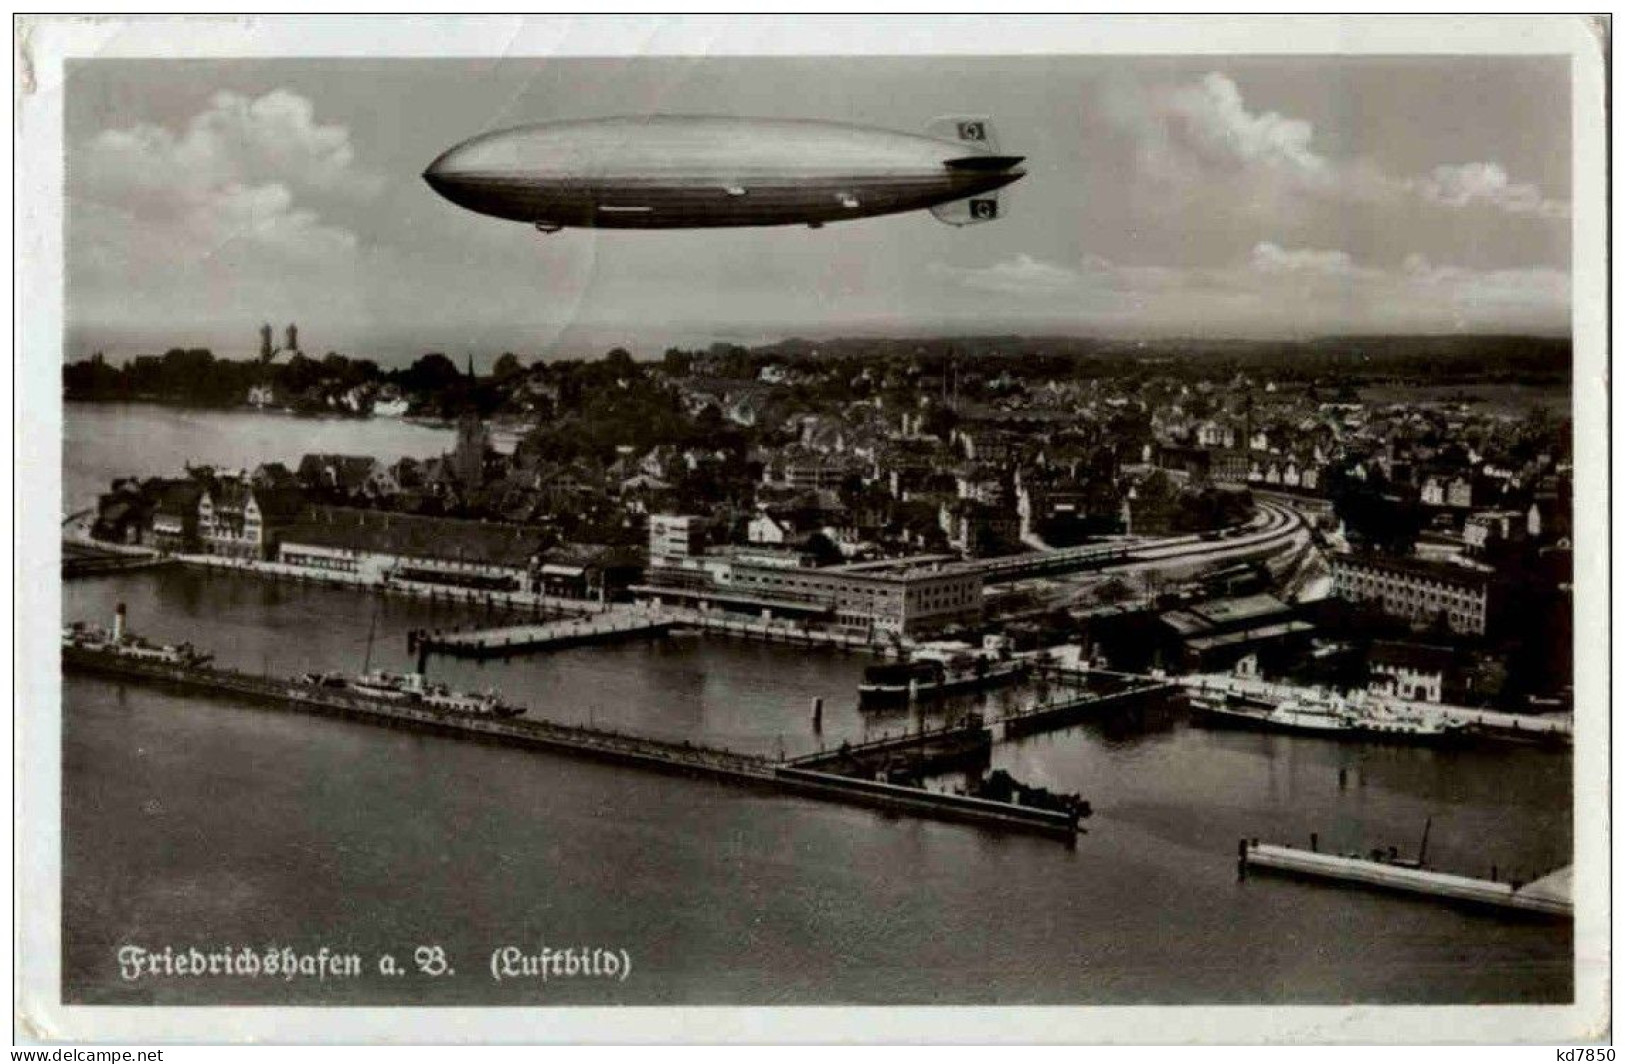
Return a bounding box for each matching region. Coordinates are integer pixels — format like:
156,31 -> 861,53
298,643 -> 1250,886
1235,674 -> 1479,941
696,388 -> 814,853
74,89 -> 376,266
931,246 -> 1569,334
1417,162 -> 1570,218
1107,72 -> 1566,221
1248,242 -> 1362,277
69,89 -> 384,341
927,253 -> 1087,295
1165,72 -> 1330,184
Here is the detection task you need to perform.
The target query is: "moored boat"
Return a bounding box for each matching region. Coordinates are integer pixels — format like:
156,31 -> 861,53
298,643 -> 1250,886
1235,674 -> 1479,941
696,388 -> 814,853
301,667 -> 525,717
62,604 -> 213,668
1188,690 -> 1354,736
1188,682 -> 1468,745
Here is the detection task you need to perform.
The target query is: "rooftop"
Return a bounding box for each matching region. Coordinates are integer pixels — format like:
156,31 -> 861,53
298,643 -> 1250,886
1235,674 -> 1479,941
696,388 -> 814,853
1189,593 -> 1292,627
1332,551 -> 1491,587
281,506 -> 540,568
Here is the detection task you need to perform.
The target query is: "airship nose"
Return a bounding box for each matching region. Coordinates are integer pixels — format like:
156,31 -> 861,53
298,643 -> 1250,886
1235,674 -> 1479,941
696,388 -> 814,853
423,151 -> 456,196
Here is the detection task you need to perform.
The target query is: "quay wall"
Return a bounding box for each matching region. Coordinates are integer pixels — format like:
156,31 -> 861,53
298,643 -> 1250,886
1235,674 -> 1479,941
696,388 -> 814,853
177,554 -> 605,616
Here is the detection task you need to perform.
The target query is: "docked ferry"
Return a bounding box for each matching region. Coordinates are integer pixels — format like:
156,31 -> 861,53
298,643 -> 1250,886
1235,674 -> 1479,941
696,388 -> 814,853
1187,684 -> 1467,744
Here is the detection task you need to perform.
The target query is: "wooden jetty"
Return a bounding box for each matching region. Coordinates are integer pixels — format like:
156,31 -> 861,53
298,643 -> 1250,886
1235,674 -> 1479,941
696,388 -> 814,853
62,551 -> 177,580
416,615 -> 675,657
1238,838 -> 1573,919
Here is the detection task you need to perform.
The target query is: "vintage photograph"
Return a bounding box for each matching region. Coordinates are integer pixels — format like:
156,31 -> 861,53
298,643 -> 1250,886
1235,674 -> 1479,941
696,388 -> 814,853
18,14 -> 1608,1044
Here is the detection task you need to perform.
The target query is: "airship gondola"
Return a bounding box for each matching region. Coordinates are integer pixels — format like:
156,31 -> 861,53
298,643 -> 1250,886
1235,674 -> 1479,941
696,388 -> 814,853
423,115 -> 1025,232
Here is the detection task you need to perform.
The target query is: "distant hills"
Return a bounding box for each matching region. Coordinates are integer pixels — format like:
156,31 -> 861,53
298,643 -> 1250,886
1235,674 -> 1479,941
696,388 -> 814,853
742,334 -> 1572,384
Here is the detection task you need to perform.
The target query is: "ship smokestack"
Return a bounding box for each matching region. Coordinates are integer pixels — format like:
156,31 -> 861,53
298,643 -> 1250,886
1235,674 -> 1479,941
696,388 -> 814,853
113,602 -> 127,642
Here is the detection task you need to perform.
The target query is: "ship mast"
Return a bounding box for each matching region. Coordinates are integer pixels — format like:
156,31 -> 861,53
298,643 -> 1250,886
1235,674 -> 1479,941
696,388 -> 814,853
362,605 -> 379,674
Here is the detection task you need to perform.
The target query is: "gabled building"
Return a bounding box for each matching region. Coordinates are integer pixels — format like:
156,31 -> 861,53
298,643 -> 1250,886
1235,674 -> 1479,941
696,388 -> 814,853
148,479 -> 205,553
748,511 -> 797,546
1463,510 -> 1520,557
198,480 -> 307,560
298,454 -> 381,498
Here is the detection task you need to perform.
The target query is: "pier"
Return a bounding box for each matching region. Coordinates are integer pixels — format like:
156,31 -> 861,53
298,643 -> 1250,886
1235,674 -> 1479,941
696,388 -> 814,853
787,716 -> 993,778
417,615 -> 676,657
1239,839 -> 1573,919
1000,673 -> 1179,739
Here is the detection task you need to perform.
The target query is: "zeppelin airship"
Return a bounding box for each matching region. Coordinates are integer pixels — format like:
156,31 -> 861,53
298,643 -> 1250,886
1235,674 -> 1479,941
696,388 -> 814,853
422,115 -> 1025,232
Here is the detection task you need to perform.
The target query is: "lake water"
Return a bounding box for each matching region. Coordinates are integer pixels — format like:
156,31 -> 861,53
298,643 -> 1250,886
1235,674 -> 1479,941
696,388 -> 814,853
58,403 -> 1574,1005
63,402 -> 455,513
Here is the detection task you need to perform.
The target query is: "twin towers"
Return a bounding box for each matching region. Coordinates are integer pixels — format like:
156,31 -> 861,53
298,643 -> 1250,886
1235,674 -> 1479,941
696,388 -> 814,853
258,323 -> 300,363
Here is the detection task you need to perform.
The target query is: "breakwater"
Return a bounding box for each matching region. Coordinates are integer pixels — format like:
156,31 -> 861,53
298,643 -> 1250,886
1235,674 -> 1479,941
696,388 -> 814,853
1239,839 -> 1573,920
62,648 -> 1078,842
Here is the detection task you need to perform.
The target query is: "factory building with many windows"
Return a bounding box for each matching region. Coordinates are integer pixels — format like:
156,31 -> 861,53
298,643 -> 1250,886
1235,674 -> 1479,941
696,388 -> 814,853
1330,552 -> 1492,637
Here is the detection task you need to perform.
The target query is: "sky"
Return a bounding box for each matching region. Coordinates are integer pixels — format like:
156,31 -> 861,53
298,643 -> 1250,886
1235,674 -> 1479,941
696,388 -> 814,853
64,55 -> 1573,367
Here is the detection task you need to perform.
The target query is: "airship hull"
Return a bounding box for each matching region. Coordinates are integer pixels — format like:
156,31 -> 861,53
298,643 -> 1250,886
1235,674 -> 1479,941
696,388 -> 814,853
424,116 -> 1024,230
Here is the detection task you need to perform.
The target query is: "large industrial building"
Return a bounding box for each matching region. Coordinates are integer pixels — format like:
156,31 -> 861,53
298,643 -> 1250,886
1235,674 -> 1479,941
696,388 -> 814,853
277,507 -> 541,592
1330,552 -> 1492,637
634,514 -> 982,638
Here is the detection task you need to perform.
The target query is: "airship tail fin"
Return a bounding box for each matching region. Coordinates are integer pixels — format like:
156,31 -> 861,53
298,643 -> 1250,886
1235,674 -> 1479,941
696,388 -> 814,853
931,190 -> 1005,227
926,115 -> 1000,152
